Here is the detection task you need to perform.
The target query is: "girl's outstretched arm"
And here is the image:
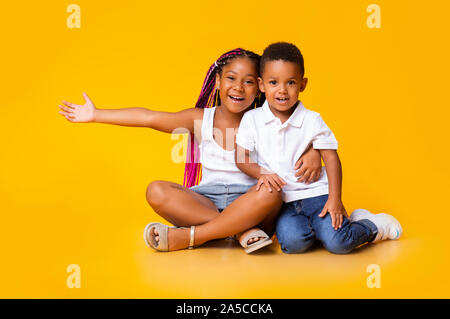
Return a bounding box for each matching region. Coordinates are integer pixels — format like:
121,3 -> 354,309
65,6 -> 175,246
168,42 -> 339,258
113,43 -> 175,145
58,93 -> 203,134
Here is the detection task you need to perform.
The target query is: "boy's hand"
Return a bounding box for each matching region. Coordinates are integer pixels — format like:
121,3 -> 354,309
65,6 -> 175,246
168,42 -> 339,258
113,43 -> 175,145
58,92 -> 96,123
319,199 -> 349,230
256,173 -> 286,193
294,147 -> 322,184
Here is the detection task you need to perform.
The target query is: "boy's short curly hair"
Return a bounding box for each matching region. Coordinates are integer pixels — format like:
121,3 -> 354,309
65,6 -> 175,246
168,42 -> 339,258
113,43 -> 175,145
260,42 -> 305,77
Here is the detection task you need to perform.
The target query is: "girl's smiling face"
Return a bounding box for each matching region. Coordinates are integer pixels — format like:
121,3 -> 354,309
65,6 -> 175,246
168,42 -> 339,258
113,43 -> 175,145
215,57 -> 259,113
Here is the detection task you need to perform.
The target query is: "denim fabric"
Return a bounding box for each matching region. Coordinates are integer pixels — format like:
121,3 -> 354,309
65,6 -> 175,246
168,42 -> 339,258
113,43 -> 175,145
190,183 -> 254,212
275,194 -> 378,254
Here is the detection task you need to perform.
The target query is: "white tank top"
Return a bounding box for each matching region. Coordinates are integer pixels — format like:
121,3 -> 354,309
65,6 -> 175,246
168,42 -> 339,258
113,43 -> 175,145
197,107 -> 256,186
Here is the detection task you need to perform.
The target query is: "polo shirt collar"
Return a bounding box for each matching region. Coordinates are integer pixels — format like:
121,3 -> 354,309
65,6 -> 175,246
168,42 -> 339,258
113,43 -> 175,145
262,100 -> 306,128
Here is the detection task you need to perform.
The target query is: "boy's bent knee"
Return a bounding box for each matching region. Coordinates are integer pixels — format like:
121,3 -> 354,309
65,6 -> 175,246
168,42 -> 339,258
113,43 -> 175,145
322,239 -> 354,255
277,234 -> 315,254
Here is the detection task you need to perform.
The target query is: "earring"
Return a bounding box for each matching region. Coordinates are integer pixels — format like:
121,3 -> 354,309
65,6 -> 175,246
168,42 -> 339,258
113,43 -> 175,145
255,93 -> 261,108
214,88 -> 220,106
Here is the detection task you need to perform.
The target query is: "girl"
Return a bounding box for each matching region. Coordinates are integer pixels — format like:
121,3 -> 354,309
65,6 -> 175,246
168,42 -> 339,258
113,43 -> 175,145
58,48 -> 323,253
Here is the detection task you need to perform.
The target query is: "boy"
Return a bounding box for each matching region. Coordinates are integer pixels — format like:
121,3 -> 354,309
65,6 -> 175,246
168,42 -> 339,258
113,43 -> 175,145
235,42 -> 402,254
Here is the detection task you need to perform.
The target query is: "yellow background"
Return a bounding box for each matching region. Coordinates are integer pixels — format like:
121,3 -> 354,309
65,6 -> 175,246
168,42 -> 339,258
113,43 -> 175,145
1,0 -> 449,298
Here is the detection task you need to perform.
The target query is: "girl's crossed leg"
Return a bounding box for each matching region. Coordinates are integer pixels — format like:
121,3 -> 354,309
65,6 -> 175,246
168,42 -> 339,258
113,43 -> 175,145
145,180 -> 282,251
146,180 -> 220,227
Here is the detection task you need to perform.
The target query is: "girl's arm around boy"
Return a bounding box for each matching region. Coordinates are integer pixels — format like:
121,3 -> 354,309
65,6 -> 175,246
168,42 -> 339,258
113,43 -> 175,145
234,145 -> 286,193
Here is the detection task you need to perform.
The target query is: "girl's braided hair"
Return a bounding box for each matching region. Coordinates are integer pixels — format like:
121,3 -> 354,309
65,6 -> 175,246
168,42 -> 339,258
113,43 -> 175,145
183,48 -> 265,188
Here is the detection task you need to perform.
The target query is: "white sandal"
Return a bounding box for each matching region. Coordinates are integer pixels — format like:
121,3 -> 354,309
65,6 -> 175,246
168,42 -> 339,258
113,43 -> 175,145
239,229 -> 273,254
143,222 -> 195,251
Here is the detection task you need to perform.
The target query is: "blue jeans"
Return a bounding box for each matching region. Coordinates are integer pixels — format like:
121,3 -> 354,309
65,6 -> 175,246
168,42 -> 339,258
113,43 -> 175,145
275,194 -> 378,254
190,183 -> 254,212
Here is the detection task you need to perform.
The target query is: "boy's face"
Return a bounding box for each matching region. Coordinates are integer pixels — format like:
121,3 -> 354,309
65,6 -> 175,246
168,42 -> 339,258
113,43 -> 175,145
258,60 -> 308,114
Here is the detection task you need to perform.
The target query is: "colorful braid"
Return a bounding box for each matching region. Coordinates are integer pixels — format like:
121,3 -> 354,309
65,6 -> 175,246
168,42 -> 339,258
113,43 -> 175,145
183,48 -> 265,188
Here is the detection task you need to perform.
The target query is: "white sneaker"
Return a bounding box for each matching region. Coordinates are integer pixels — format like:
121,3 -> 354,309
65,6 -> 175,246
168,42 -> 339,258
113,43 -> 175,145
350,209 -> 402,243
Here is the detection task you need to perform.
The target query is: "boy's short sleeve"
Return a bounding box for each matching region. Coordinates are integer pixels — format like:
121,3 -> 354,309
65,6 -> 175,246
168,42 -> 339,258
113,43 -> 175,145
235,112 -> 256,151
311,115 -> 338,150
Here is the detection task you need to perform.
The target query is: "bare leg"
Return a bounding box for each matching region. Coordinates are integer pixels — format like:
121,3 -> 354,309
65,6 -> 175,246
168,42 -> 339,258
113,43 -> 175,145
232,199 -> 281,243
146,181 -> 262,244
146,180 -> 220,227
152,184 -> 283,251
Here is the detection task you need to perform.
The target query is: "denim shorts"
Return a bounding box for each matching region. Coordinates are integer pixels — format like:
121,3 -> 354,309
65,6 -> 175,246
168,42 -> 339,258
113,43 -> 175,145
190,183 -> 255,212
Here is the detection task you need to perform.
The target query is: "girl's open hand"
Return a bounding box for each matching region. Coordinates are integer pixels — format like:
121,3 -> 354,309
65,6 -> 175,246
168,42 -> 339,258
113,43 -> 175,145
58,92 -> 96,123
256,173 -> 286,193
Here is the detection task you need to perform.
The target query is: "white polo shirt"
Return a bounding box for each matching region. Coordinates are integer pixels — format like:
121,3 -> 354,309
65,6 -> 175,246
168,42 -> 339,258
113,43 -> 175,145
235,100 -> 338,202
